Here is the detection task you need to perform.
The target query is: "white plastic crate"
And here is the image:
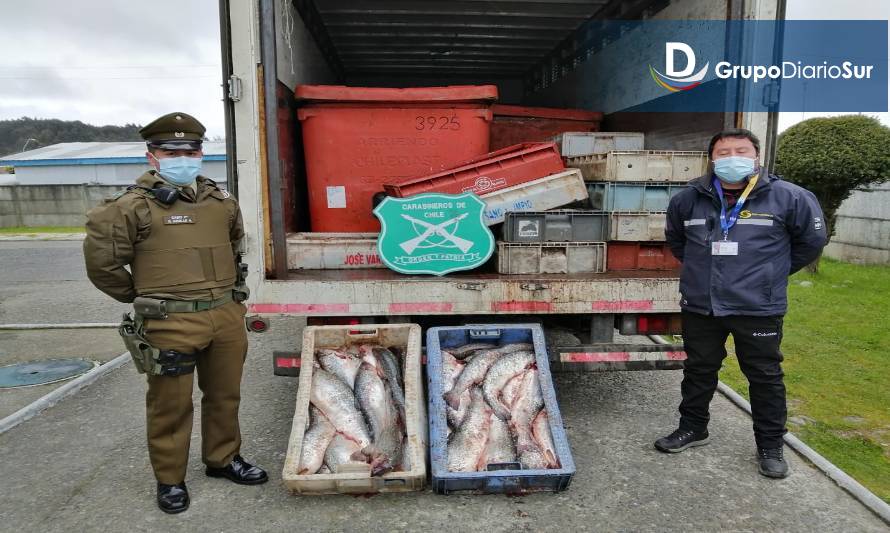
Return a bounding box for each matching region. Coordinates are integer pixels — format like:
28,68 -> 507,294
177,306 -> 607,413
496,242 -> 607,274
286,232 -> 384,270
282,324 -> 426,494
566,150 -> 708,182
481,169 -> 589,225
608,212 -> 667,241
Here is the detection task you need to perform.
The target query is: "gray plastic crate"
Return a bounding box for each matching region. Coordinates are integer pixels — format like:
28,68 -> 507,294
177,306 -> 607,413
608,212 -> 667,241
551,132 -> 644,157
496,242 -> 607,274
587,182 -> 686,212
566,150 -> 708,182
503,210 -> 608,243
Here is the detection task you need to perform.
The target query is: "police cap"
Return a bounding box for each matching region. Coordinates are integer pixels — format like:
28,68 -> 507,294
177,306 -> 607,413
139,112 -> 206,150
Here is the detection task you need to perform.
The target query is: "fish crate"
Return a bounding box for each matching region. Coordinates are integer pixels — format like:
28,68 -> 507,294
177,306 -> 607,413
286,233 -> 385,270
382,142 -> 565,197
496,242 -> 606,274
606,242 -> 680,271
550,132 -> 644,157
282,324 -> 426,494
480,168 -> 588,226
503,210 -> 608,243
426,324 -> 575,494
566,150 -> 708,182
608,212 -> 667,242
587,182 -> 686,212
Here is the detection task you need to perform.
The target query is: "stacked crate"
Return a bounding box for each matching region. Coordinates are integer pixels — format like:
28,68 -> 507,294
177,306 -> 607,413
563,137 -> 707,271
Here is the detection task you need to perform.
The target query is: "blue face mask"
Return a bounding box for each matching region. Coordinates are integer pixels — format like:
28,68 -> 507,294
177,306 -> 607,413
713,156 -> 757,184
153,155 -> 202,186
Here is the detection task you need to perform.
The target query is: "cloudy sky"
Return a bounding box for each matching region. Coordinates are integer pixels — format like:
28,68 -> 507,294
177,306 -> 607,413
0,0 -> 226,137
0,0 -> 886,139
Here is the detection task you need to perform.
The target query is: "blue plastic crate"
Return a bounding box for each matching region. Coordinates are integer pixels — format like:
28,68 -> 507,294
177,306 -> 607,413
426,324 -> 575,494
587,181 -> 686,211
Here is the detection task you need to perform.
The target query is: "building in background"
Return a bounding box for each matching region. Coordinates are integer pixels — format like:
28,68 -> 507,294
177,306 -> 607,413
824,183 -> 890,265
0,142 -> 227,186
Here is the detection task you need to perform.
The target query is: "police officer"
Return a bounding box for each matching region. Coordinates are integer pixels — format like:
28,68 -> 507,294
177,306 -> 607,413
656,128 -> 827,478
83,112 -> 267,514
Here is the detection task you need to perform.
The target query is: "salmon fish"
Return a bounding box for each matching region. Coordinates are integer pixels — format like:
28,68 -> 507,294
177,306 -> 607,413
509,370 -> 549,470
483,351 -> 535,420
443,350 -> 502,410
447,387 -> 492,472
531,409 -> 561,469
355,360 -> 402,474
297,405 -> 337,475
317,348 -> 362,389
310,368 -> 373,451
478,413 -> 517,469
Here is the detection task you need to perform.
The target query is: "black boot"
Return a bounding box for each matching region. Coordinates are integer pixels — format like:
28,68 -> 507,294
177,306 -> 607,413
757,446 -> 790,478
205,454 -> 269,485
654,428 -> 710,453
156,482 -> 189,514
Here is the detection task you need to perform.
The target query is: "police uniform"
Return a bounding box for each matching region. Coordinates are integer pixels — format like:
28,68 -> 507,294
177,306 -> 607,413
83,112 -> 266,514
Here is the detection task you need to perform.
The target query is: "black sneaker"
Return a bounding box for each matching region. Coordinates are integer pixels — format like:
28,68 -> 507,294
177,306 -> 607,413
654,428 -> 710,453
757,446 -> 790,478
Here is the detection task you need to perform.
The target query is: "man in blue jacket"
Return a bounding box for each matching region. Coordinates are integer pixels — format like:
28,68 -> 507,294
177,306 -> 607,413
655,128 -> 827,478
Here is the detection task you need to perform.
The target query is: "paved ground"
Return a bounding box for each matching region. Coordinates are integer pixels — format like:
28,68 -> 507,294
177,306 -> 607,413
0,241 -> 886,532
0,241 -> 128,417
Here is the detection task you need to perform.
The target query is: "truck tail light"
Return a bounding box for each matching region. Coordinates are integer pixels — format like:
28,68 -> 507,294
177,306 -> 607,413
619,314 -> 682,335
246,316 -> 270,333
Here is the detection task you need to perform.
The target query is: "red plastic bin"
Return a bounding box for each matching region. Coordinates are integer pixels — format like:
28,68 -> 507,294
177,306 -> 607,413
383,142 -> 565,198
607,242 -> 681,271
490,104 -> 603,150
296,85 -> 497,232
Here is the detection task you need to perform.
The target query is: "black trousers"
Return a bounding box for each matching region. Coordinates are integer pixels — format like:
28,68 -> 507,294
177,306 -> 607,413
679,311 -> 787,449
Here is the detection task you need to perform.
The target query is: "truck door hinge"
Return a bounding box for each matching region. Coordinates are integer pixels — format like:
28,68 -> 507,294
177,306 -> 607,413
456,282 -> 486,291
228,75 -> 243,102
762,82 -> 780,107
520,282 -> 550,292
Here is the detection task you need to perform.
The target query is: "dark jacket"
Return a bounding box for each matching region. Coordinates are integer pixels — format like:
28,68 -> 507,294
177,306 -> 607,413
665,169 -> 827,317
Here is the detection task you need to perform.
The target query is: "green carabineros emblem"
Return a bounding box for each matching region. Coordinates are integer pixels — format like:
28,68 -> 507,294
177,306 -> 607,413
373,192 -> 495,276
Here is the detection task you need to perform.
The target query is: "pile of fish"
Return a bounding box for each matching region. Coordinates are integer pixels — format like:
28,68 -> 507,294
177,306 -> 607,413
298,344 -> 407,476
442,342 -> 561,472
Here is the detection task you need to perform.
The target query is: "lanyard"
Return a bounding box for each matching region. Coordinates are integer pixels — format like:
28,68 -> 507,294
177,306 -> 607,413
713,174 -> 759,240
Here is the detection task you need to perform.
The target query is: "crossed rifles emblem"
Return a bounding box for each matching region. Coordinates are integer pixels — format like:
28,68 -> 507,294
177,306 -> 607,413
399,213 -> 474,254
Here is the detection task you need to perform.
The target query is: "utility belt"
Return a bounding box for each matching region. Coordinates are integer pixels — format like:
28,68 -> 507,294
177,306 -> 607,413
118,291 -> 240,376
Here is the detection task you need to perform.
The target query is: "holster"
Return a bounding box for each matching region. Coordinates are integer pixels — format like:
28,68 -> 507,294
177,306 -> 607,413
118,312 -> 197,376
233,261 -> 250,303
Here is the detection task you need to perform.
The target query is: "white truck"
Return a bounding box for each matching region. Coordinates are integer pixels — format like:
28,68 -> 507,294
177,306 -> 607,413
218,0 -> 785,373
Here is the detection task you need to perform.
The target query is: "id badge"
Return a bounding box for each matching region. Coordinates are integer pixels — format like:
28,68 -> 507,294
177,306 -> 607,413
712,241 -> 739,256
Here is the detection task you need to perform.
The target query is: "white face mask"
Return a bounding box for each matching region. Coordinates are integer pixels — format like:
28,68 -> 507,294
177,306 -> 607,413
713,156 -> 757,183
151,153 -> 201,186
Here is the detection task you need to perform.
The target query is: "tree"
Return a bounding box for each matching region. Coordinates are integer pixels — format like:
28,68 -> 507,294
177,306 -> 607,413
775,115 -> 890,270
0,117 -> 143,157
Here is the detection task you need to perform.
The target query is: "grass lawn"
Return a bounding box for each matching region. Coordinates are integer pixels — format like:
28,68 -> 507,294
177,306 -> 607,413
718,258 -> 890,503
0,225 -> 84,234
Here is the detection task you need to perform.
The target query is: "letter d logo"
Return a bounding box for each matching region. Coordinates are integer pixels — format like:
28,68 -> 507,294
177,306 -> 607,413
666,42 -> 696,77
649,42 -> 710,92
